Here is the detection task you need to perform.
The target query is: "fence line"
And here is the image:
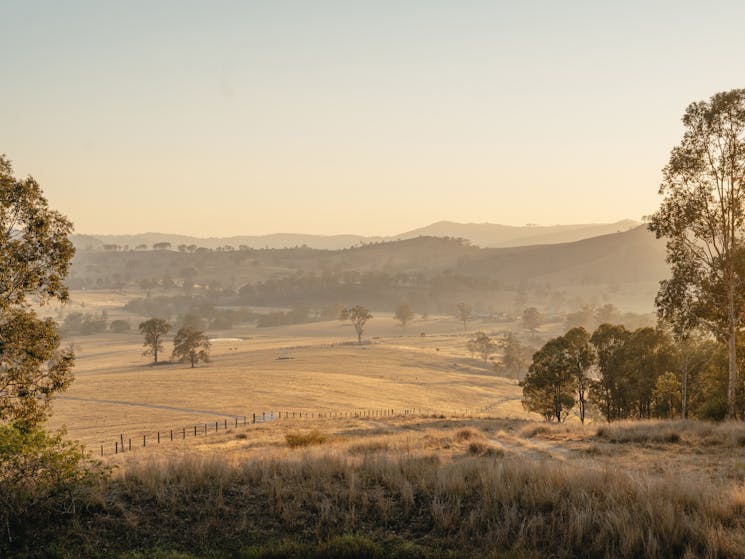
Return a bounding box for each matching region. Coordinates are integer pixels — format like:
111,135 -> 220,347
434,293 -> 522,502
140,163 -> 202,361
98,405 -> 498,457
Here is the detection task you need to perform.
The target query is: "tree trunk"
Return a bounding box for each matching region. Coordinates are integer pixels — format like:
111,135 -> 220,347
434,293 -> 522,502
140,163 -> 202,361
154,338 -> 158,364
727,284 -> 738,420
190,353 -> 195,368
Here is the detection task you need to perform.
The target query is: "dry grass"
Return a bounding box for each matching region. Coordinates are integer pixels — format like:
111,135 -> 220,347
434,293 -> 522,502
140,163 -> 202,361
595,419 -> 745,446
94,420 -> 745,559
47,324 -> 526,450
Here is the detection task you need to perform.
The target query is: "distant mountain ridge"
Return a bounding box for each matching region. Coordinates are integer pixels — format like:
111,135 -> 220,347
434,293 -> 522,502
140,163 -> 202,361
73,219 -> 640,251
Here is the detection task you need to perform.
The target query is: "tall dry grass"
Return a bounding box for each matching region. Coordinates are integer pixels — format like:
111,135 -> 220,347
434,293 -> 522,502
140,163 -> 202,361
99,429 -> 745,559
595,419 -> 745,446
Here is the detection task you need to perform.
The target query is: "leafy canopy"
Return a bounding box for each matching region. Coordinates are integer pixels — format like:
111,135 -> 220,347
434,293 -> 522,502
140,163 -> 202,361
0,156 -> 75,428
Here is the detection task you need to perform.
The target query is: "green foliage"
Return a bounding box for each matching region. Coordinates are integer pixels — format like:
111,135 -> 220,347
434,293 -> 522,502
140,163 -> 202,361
0,156 -> 75,429
0,423 -> 108,555
522,328 -> 595,422
648,89 -> 745,419
521,337 -> 575,422
0,309 -> 74,427
0,155 -> 75,311
652,372 -> 681,419
562,327 -> 595,423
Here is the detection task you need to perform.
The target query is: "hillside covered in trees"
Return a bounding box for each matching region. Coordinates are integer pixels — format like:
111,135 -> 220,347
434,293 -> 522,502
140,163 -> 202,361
68,226 -> 666,315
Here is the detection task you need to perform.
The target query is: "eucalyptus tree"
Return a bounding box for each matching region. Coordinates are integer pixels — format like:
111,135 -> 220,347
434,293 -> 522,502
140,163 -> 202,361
0,155 -> 75,428
138,318 -> 171,364
648,89 -> 745,419
340,305 -> 372,344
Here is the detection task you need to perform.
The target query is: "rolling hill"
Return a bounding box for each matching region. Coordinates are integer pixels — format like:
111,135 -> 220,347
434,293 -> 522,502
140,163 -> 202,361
72,219 -> 639,251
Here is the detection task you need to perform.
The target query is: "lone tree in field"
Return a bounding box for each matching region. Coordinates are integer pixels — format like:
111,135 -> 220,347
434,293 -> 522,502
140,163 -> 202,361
172,327 -> 211,368
456,302 -> 472,331
139,318 -> 171,364
648,89 -> 745,419
0,155 -> 76,427
394,303 -> 415,329
340,305 -> 372,344
467,331 -> 498,362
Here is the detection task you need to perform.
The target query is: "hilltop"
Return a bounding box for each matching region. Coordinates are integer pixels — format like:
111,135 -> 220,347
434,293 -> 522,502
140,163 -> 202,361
72,219 -> 639,251
67,225 -> 665,313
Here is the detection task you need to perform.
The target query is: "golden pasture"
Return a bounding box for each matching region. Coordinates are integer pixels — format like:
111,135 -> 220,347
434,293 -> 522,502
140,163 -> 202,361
47,292 -> 532,451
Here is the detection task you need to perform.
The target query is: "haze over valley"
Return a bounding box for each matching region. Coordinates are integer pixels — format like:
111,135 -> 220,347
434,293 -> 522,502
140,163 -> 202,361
4,2 -> 745,558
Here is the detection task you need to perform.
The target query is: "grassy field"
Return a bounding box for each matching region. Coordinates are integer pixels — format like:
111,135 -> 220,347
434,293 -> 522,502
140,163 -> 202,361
46,291 -> 536,452
23,415 -> 745,558
17,291 -> 745,558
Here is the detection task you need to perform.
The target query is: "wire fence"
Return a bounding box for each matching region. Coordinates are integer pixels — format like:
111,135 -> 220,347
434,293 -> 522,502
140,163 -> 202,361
98,403 -> 503,457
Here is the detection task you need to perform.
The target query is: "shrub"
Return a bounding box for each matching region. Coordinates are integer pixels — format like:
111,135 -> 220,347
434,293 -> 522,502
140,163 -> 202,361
285,429 -> 328,448
0,424 -> 108,555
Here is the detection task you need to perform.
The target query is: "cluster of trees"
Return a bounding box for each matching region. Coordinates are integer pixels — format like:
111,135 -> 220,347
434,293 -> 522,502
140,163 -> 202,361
138,318 -> 211,367
256,307 -> 313,328
521,324 -> 735,422
520,90 -> 745,421
59,310 -> 131,335
99,242 -> 255,252
465,331 -> 535,379
124,295 -> 255,329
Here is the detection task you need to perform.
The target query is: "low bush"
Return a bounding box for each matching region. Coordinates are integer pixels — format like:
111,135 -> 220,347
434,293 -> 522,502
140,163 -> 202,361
285,429 -> 328,448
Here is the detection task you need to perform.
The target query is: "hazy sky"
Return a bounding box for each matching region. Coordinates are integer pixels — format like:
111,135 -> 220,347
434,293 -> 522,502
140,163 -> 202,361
2,1 -> 744,236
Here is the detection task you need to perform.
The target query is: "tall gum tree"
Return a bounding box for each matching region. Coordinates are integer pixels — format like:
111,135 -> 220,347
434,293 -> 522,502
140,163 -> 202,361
0,155 -> 75,428
648,89 -> 745,419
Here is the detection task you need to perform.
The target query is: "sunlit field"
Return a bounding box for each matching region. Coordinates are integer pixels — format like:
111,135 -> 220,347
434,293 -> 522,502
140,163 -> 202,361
46,291 -> 535,452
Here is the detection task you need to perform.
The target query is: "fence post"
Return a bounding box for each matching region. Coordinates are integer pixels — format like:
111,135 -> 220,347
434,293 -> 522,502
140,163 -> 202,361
224,419 -> 228,429
115,441 -> 118,454
143,435 -> 146,447
157,432 -> 160,444
120,433 -> 125,452
194,425 -> 197,436
101,445 -> 103,456
216,421 -> 219,432
253,413 -> 256,424
183,428 -> 186,439
129,438 -> 132,451
170,429 -> 173,441
262,411 -> 265,422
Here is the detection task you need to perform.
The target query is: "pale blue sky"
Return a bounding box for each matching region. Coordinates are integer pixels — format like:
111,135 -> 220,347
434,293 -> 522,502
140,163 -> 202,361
2,1 -> 744,236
